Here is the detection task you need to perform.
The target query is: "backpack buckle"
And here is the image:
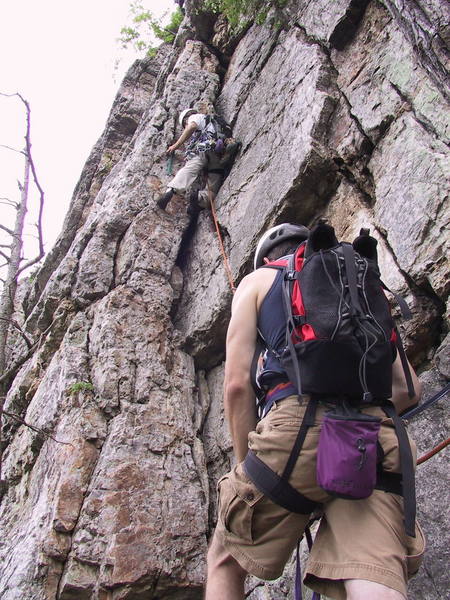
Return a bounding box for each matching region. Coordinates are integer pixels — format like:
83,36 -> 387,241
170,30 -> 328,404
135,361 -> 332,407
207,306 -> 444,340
285,270 -> 296,281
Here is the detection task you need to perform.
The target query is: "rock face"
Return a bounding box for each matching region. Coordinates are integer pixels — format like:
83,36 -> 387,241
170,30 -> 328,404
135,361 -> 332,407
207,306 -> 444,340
0,2 -> 448,599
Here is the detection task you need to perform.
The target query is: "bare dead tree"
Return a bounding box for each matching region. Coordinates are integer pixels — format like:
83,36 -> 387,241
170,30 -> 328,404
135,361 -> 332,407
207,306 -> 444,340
0,93 -> 45,490
0,93 -> 45,380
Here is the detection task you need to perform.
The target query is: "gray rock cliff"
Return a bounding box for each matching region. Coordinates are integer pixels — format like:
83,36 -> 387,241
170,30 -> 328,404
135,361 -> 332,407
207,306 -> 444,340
0,1 -> 448,598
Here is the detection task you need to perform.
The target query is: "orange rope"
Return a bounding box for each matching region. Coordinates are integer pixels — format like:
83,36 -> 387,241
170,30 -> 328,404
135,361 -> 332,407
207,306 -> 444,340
208,189 -> 236,293
417,437 -> 450,465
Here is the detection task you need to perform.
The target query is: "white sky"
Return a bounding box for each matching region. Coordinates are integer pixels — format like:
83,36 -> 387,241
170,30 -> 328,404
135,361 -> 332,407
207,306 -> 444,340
0,0 -> 174,273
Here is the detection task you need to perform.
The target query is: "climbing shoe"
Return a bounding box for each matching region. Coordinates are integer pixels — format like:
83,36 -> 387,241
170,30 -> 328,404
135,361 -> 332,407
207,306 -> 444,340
157,188 -> 174,210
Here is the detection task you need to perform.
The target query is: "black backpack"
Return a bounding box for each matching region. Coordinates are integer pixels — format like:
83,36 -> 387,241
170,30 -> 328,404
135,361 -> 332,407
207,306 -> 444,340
279,221 -> 414,401
185,114 -> 233,157
205,114 -> 233,140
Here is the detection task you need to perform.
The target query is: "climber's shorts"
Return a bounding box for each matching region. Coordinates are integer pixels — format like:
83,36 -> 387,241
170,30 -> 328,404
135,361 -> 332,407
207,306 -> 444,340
214,395 -> 425,599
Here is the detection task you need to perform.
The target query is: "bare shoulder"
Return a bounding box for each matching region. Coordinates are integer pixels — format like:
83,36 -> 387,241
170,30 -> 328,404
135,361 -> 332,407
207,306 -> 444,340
235,267 -> 278,311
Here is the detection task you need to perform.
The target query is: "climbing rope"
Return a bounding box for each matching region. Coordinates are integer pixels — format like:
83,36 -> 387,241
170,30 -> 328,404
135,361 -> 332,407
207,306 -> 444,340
208,188 -> 236,293
401,383 -> 449,465
417,437 -> 450,465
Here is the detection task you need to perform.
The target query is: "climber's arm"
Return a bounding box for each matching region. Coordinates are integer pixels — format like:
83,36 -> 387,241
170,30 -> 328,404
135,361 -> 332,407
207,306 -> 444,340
391,353 -> 422,414
167,121 -> 197,154
224,275 -> 259,462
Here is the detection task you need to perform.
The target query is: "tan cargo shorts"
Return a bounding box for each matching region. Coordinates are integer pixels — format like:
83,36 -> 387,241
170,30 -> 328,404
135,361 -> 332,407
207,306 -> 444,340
215,396 -> 425,599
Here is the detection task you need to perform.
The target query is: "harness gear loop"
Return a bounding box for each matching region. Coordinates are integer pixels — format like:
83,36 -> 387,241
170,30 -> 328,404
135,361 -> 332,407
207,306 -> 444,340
208,186 -> 236,293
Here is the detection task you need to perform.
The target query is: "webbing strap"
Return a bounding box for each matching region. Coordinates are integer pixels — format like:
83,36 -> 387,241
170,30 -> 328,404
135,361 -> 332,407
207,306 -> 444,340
375,469 -> 403,496
381,281 -> 412,320
295,541 -> 302,600
394,327 -> 415,398
342,243 -> 364,315
243,450 -> 318,514
383,403 -> 416,537
282,254 -> 303,395
250,333 -> 266,403
281,398 -> 317,482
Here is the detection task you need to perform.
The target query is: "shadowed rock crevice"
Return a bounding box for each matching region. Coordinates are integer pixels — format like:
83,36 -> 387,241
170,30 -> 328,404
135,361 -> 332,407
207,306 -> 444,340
329,0 -> 372,50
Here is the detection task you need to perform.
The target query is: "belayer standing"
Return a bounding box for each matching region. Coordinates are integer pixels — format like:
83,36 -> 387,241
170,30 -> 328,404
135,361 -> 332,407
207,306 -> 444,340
205,222 -> 425,600
157,108 -> 240,213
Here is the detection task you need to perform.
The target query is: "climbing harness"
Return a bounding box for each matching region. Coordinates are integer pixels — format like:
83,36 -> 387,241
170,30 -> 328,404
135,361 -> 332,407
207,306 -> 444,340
208,187 -> 236,293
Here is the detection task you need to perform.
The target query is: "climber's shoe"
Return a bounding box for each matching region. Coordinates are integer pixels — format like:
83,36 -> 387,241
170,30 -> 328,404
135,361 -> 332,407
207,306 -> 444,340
187,190 -> 201,216
157,188 -> 174,210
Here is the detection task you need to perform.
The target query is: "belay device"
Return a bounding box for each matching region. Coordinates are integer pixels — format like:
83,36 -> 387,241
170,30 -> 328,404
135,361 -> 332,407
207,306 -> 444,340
244,220 -> 417,538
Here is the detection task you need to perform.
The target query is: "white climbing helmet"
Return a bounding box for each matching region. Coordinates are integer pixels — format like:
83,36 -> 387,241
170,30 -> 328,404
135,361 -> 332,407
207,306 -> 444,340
179,108 -> 196,127
254,223 -> 310,270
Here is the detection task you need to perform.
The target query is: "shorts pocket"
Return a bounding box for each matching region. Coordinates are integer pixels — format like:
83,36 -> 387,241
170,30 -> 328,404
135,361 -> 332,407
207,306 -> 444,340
406,521 -> 426,577
217,471 -> 264,543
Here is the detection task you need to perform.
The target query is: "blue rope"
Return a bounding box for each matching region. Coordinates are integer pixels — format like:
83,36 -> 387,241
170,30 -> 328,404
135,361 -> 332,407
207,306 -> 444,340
401,383 -> 449,420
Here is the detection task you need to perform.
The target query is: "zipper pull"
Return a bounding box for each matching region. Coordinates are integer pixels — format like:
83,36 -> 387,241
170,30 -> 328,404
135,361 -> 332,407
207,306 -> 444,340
357,438 -> 366,470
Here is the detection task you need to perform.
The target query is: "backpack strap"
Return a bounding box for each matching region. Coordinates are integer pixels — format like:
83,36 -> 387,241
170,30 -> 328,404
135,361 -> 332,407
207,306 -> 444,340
250,331 -> 267,409
282,253 -> 304,395
281,397 -> 318,482
394,327 -> 416,398
342,243 -> 364,316
381,281 -> 413,320
382,402 -> 416,537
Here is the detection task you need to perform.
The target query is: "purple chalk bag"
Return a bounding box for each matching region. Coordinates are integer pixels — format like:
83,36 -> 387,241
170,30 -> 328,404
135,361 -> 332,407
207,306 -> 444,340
317,409 -> 381,499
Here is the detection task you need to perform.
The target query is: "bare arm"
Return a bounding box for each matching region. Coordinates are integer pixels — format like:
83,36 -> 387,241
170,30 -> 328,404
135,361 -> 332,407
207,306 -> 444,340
167,121 -> 197,154
391,353 -> 422,414
224,275 -> 259,462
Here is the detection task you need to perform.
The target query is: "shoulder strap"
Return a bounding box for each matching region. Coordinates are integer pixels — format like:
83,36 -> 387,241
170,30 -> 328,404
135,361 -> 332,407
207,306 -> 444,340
282,253 -> 304,396
250,331 -> 266,402
342,243 -> 364,315
381,281 -> 412,320
394,327 -> 416,398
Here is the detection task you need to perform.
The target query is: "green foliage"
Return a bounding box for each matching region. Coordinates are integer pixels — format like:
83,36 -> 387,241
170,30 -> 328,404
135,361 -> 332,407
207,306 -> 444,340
202,0 -> 288,31
67,381 -> 95,395
119,2 -> 183,56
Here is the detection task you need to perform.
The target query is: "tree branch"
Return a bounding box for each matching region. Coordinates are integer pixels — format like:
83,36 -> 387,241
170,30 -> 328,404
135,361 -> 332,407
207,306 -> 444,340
0,317 -> 33,349
16,96 -> 45,277
0,319 -> 54,386
1,407 -> 73,447
0,198 -> 19,209
0,143 -> 25,156
0,224 -> 14,237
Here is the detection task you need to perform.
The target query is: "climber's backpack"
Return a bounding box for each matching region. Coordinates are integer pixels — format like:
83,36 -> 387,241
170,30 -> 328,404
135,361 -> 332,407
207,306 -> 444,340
244,221 -> 417,537
185,113 -> 233,157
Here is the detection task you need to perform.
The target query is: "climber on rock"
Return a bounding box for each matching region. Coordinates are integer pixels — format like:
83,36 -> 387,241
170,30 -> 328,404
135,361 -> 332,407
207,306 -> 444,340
205,223 -> 425,600
157,107 -> 240,214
